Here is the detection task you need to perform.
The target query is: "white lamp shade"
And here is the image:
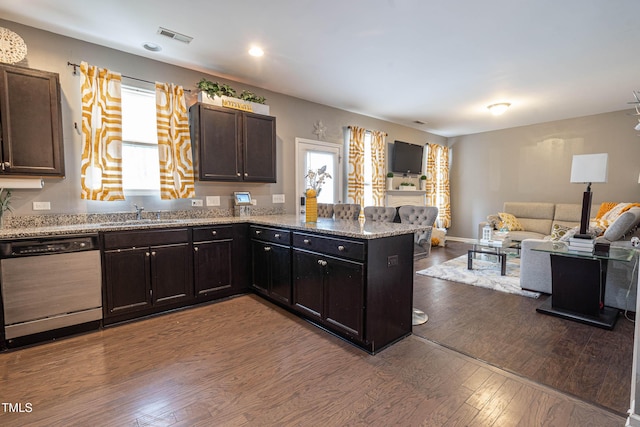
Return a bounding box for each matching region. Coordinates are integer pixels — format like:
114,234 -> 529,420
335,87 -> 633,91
570,153 -> 608,184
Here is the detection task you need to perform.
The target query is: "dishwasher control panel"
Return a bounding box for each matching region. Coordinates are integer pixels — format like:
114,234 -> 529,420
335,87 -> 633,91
0,235 -> 98,258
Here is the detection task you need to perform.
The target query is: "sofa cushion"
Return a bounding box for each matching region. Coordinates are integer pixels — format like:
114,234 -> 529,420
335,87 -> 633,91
550,224 -> 572,241
498,212 -> 524,231
603,207 -> 640,241
505,230 -> 547,241
503,202 -> 555,235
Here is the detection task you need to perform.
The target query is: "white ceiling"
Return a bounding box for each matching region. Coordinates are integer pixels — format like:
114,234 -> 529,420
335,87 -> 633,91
1,0 -> 639,137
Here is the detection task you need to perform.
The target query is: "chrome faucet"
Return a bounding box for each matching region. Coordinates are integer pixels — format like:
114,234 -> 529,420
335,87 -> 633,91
134,204 -> 144,220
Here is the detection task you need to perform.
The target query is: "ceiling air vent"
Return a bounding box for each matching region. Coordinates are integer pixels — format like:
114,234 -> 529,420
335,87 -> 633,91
157,27 -> 193,44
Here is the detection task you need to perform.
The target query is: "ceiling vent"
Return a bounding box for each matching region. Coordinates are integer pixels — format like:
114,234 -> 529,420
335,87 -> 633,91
157,27 -> 193,44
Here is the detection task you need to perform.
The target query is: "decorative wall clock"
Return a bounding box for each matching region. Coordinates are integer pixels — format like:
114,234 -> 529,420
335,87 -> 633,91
0,27 -> 27,64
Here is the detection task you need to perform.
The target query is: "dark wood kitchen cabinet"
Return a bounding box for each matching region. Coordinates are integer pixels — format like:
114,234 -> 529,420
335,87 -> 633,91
292,234 -> 365,340
189,103 -> 276,182
101,228 -> 192,324
250,226 -> 291,304
193,225 -> 234,301
0,64 -> 65,176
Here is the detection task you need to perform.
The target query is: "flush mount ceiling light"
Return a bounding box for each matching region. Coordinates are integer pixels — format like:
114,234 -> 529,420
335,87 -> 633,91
142,42 -> 162,52
248,46 -> 264,57
487,102 -> 511,116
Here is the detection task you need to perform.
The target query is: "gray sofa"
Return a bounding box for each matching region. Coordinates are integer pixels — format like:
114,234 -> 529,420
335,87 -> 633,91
480,202 -> 640,312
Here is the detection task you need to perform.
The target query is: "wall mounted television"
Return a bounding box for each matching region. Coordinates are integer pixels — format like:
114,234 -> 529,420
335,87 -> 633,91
391,140 -> 424,175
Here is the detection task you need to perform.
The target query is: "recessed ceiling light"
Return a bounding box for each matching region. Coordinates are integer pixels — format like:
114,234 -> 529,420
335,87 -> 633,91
143,42 -> 162,52
487,102 -> 511,115
248,46 -> 264,57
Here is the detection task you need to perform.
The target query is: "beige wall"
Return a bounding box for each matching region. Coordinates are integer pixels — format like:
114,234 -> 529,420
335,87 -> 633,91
448,110 -> 640,239
1,19 -> 445,217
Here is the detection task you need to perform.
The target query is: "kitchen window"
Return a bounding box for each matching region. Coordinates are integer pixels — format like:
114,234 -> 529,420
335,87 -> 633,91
121,86 -> 160,194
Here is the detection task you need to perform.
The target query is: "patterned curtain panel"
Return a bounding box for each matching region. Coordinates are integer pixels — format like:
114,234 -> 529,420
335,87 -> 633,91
347,126 -> 366,206
80,61 -> 124,200
425,143 -> 451,228
155,82 -> 196,200
370,130 -> 386,206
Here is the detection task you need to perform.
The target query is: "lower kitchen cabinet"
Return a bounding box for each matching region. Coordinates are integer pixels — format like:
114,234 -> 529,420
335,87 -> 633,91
101,228 -> 192,324
293,249 -> 364,339
250,226 -> 292,304
193,225 -> 234,300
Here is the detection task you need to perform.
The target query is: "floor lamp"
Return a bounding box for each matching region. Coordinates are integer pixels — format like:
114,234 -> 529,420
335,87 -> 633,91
570,153 -> 609,238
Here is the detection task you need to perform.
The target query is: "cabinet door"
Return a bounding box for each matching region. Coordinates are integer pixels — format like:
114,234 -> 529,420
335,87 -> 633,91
268,243 -> 291,304
0,65 -> 64,176
292,249 -> 325,318
325,257 -> 364,339
150,243 -> 192,306
251,240 -> 271,295
243,113 -> 276,182
103,247 -> 152,316
194,239 -> 233,297
193,104 -> 241,181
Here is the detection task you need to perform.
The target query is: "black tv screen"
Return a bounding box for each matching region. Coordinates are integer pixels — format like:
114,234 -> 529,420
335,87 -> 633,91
392,141 -> 423,175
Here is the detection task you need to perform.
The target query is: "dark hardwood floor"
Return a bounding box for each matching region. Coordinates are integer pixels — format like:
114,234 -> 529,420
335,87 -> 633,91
0,288 -> 626,426
412,240 -> 634,417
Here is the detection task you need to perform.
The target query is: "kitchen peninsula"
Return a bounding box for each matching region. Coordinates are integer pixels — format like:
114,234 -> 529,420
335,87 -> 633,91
0,214 -> 427,354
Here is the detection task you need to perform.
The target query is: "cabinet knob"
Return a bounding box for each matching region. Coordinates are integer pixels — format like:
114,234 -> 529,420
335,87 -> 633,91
255,230 -> 262,235
317,259 -> 327,266
264,246 -> 272,252
274,233 -> 280,238
211,230 -> 217,235
237,173 -> 241,177
303,239 -> 310,244
1,162 -> 9,170
244,173 -> 248,177
338,245 -> 345,251
146,252 -> 150,257
194,247 -> 199,252
151,251 -> 156,256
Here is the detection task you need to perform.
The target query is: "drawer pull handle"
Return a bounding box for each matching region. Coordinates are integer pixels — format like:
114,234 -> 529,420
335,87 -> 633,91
264,247 -> 272,252
317,259 -> 327,266
274,233 -> 280,238
303,239 -> 310,244
255,230 -> 262,235
338,245 -> 345,251
212,230 -> 217,236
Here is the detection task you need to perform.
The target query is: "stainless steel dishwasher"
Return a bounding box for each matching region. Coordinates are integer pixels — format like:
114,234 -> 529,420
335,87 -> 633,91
0,234 -> 102,346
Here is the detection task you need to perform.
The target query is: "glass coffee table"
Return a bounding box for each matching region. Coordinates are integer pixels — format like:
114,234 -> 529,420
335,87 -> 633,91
467,239 -> 521,276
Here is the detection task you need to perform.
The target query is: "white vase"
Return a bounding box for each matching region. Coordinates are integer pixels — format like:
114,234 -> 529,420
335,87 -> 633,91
420,180 -> 426,191
387,178 -> 394,191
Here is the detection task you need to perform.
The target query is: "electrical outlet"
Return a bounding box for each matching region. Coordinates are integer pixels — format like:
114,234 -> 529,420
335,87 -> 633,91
191,199 -> 203,207
32,201 -> 51,210
272,194 -> 285,203
206,196 -> 220,206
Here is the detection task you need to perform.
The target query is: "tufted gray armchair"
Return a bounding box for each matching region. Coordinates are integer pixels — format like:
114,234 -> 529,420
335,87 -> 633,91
363,206 -> 397,222
333,203 -> 361,220
398,205 -> 439,259
317,203 -> 334,218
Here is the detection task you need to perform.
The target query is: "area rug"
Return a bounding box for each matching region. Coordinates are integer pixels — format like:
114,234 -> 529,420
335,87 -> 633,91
417,254 -> 540,298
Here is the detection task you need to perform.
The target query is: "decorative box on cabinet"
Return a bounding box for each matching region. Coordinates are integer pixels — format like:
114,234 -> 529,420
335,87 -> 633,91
0,64 -> 65,176
189,103 -> 276,182
101,228 -> 192,324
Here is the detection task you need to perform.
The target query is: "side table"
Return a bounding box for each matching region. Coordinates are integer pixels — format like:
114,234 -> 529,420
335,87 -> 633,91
532,241 -> 634,330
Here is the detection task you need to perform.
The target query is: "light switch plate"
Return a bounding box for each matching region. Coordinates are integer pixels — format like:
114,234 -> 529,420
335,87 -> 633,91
32,201 -> 51,210
206,196 -> 220,206
272,194 -> 285,203
191,199 -> 203,207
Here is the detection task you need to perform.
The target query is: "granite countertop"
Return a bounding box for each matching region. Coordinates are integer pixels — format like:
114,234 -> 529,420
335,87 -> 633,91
0,214 -> 431,240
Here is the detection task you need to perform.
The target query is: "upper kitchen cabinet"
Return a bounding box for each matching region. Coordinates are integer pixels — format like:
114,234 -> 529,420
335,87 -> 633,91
0,64 -> 65,176
190,103 -> 276,182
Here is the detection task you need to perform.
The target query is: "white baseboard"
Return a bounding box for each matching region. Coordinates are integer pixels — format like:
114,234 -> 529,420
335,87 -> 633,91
444,236 -> 476,244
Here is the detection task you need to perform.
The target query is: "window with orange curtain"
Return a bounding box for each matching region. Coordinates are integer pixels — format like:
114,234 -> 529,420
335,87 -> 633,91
425,143 -> 451,228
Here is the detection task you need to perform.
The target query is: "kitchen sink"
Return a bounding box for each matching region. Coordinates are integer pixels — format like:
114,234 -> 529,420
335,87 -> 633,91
97,219 -> 182,227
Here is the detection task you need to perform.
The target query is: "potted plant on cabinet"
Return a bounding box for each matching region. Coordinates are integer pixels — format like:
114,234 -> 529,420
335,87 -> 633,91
196,78 -> 270,115
386,172 -> 394,191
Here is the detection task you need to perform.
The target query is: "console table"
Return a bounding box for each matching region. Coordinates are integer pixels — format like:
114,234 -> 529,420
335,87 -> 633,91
532,241 -> 635,330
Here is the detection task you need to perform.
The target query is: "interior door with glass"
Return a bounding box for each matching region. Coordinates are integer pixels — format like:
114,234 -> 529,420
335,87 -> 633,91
295,138 -> 342,215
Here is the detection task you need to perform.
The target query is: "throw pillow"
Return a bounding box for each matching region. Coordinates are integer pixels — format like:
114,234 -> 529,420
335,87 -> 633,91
595,202 -> 618,219
603,207 -> 640,241
497,212 -> 523,231
550,224 -> 571,241
486,214 -> 501,229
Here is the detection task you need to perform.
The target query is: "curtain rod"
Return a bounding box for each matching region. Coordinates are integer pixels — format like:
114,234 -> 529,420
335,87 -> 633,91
67,62 -> 191,92
347,125 -> 388,136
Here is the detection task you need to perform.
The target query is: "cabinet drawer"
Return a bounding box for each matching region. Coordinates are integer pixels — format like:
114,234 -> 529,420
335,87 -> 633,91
103,228 -> 189,249
250,226 -> 291,245
192,225 -> 233,242
293,232 -> 365,261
